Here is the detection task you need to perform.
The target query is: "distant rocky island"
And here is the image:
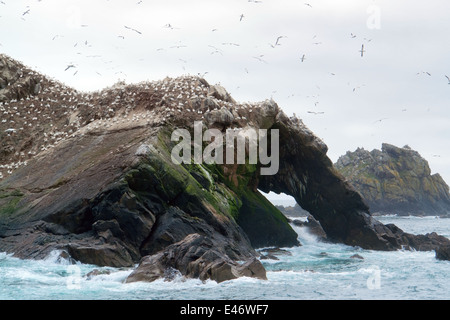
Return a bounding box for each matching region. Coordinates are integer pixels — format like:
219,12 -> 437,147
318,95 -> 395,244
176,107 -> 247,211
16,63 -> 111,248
275,203 -> 309,217
1,53 -> 449,283
335,143 -> 450,216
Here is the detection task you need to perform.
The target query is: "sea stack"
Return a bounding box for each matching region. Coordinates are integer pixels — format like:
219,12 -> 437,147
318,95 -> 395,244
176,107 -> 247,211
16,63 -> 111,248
335,143 -> 450,216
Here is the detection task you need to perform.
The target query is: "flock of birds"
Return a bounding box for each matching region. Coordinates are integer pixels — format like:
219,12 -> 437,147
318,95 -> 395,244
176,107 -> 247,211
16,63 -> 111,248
3,2 -> 373,81
0,55 -> 274,181
1,1 -> 449,180
2,1 -> 448,97
1,0 -> 449,80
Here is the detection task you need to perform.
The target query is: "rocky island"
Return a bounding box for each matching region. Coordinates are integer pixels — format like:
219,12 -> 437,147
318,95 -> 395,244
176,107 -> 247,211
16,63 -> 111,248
1,54 -> 449,283
335,144 -> 450,216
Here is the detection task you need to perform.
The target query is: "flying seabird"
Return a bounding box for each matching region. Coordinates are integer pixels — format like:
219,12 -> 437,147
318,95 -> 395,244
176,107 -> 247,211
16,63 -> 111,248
270,36 -> 287,48
170,44 -> 187,49
64,64 -> 76,71
253,55 -> 267,63
240,14 -> 245,21
163,23 -> 180,30
307,111 -> 324,115
275,35 -> 286,45
445,75 -> 450,84
124,25 -> 142,34
373,118 -> 389,124
359,44 -> 365,57
300,54 -> 306,62
222,42 -> 240,46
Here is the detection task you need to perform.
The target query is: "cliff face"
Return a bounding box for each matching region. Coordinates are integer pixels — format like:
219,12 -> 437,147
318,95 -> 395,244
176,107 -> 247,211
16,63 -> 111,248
1,54 -> 449,279
335,143 -> 450,216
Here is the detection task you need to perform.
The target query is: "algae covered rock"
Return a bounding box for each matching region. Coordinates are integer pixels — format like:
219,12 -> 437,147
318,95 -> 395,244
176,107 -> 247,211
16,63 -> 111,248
335,143 -> 450,216
2,53 -> 449,282
0,54 -> 298,282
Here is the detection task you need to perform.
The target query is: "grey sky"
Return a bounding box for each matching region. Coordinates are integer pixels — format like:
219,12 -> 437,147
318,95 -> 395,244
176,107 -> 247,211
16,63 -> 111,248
1,0 -> 449,202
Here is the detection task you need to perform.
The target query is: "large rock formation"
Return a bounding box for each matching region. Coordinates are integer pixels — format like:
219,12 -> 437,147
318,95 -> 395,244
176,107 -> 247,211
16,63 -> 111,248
335,144 -> 450,216
1,54 -> 450,278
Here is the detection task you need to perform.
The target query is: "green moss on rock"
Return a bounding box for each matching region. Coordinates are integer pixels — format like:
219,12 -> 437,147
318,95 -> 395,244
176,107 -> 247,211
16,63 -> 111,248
0,189 -> 24,217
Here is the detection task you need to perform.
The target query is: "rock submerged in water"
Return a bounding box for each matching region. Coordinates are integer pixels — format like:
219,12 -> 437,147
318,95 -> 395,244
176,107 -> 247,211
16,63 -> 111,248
258,247 -> 292,261
290,214 -> 328,241
335,143 -> 450,216
1,54 -> 450,283
435,245 -> 450,261
126,233 -> 267,283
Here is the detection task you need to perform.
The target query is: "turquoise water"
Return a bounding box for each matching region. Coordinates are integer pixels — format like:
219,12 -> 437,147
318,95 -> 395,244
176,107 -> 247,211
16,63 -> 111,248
0,215 -> 449,300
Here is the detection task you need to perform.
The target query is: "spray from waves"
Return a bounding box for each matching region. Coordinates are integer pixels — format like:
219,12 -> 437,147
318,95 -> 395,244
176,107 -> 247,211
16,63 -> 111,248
1,216 -> 449,299
43,250 -> 77,265
289,221 -> 321,246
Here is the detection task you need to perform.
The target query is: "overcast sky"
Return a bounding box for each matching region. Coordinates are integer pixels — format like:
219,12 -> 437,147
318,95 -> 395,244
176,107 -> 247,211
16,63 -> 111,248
1,0 -> 449,203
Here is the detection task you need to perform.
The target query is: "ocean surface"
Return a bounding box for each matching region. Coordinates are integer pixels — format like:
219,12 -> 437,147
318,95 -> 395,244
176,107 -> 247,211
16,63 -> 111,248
0,214 -> 449,300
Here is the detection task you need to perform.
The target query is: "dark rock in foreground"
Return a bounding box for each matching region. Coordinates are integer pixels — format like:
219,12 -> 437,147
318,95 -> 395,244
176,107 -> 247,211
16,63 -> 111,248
126,233 -> 267,283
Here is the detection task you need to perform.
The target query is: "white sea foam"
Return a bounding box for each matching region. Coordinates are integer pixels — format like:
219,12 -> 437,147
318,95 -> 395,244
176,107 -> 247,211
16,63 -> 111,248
0,216 -> 449,299
43,250 -> 76,265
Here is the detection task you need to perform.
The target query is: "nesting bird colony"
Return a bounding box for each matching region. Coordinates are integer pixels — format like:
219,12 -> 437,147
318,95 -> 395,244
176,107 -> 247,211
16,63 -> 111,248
0,55 -> 274,181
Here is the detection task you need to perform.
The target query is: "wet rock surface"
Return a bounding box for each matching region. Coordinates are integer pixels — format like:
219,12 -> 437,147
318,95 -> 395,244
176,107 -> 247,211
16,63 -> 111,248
126,233 -> 267,283
1,54 -> 449,283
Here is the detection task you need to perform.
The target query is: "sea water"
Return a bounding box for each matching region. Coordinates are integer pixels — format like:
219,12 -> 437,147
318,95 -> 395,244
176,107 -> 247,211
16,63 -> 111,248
0,215 -> 449,300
